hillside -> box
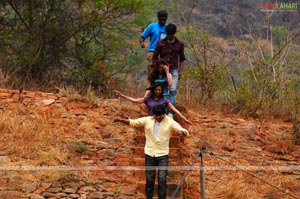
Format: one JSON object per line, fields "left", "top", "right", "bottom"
{"left": 0, "top": 88, "right": 299, "bottom": 199}
{"left": 177, "top": 0, "right": 300, "bottom": 39}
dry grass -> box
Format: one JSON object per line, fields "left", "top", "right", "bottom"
{"left": 0, "top": 88, "right": 299, "bottom": 198}
{"left": 0, "top": 111, "right": 68, "bottom": 164}
{"left": 214, "top": 176, "right": 258, "bottom": 199}
{"left": 211, "top": 172, "right": 299, "bottom": 199}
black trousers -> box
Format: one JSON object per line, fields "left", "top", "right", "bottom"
{"left": 145, "top": 154, "right": 169, "bottom": 199}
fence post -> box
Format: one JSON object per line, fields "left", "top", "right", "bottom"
{"left": 200, "top": 151, "right": 206, "bottom": 199}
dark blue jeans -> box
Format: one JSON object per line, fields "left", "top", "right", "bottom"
{"left": 145, "top": 154, "right": 169, "bottom": 199}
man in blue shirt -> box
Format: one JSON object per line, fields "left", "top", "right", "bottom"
{"left": 139, "top": 10, "right": 168, "bottom": 85}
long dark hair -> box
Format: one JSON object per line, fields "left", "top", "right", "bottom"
{"left": 146, "top": 83, "right": 164, "bottom": 99}
{"left": 148, "top": 59, "right": 167, "bottom": 84}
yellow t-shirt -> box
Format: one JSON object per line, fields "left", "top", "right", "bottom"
{"left": 129, "top": 116, "right": 189, "bottom": 157}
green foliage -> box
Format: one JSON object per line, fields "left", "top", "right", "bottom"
{"left": 221, "top": 53, "right": 300, "bottom": 118}
{"left": 0, "top": 0, "right": 159, "bottom": 92}
{"left": 173, "top": 2, "right": 300, "bottom": 120}
{"left": 183, "top": 193, "right": 193, "bottom": 199}
{"left": 74, "top": 141, "right": 88, "bottom": 153}
{"left": 272, "top": 26, "right": 289, "bottom": 47}
{"left": 178, "top": 27, "right": 229, "bottom": 100}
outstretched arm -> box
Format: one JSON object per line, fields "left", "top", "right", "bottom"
{"left": 167, "top": 102, "right": 192, "bottom": 125}
{"left": 114, "top": 90, "right": 145, "bottom": 103}
{"left": 114, "top": 118, "right": 130, "bottom": 125}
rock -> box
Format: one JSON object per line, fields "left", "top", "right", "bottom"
{"left": 70, "top": 109, "right": 88, "bottom": 116}
{"left": 95, "top": 184, "right": 105, "bottom": 192}
{"left": 98, "top": 118, "right": 109, "bottom": 127}
{"left": 0, "top": 156, "right": 10, "bottom": 164}
{"left": 63, "top": 187, "right": 77, "bottom": 194}
{"left": 0, "top": 190, "right": 21, "bottom": 198}
{"left": 100, "top": 131, "right": 111, "bottom": 139}
{"left": 0, "top": 151, "right": 11, "bottom": 156}
{"left": 281, "top": 170, "right": 293, "bottom": 175}
{"left": 235, "top": 122, "right": 257, "bottom": 130}
{"left": 78, "top": 186, "right": 96, "bottom": 193}
{"left": 80, "top": 160, "right": 94, "bottom": 166}
{"left": 21, "top": 182, "right": 37, "bottom": 192}
{"left": 222, "top": 143, "right": 234, "bottom": 152}
{"left": 107, "top": 149, "right": 117, "bottom": 157}
{"left": 30, "top": 194, "right": 45, "bottom": 199}
{"left": 55, "top": 192, "right": 68, "bottom": 197}
{"left": 69, "top": 193, "right": 80, "bottom": 198}
{"left": 62, "top": 182, "right": 81, "bottom": 189}
{"left": 46, "top": 187, "right": 62, "bottom": 193}
{"left": 78, "top": 122, "right": 100, "bottom": 134}
{"left": 79, "top": 193, "right": 87, "bottom": 199}
{"left": 240, "top": 145, "right": 263, "bottom": 152}
{"left": 117, "top": 195, "right": 135, "bottom": 199}
{"left": 41, "top": 192, "right": 56, "bottom": 197}
{"left": 119, "top": 186, "right": 135, "bottom": 195}
{"left": 105, "top": 138, "right": 122, "bottom": 146}
{"left": 0, "top": 92, "right": 13, "bottom": 98}
{"left": 95, "top": 141, "right": 111, "bottom": 149}
{"left": 103, "top": 192, "right": 114, "bottom": 196}
{"left": 97, "top": 158, "right": 114, "bottom": 166}
{"left": 266, "top": 147, "right": 285, "bottom": 155}
{"left": 266, "top": 194, "right": 279, "bottom": 199}
{"left": 40, "top": 183, "right": 52, "bottom": 189}
{"left": 117, "top": 148, "right": 133, "bottom": 155}
{"left": 88, "top": 192, "right": 104, "bottom": 199}
{"left": 276, "top": 156, "right": 294, "bottom": 161}
{"left": 42, "top": 99, "right": 55, "bottom": 105}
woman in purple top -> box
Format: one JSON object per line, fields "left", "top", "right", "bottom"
{"left": 114, "top": 84, "right": 192, "bottom": 125}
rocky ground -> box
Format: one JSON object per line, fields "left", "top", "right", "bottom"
{"left": 0, "top": 88, "right": 299, "bottom": 199}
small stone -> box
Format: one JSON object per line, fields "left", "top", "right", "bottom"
{"left": 21, "top": 182, "right": 37, "bottom": 192}
{"left": 88, "top": 192, "right": 104, "bottom": 199}
{"left": 103, "top": 192, "right": 114, "bottom": 196}
{"left": 30, "top": 194, "right": 45, "bottom": 199}
{"left": 78, "top": 186, "right": 96, "bottom": 193}
{"left": 42, "top": 99, "right": 55, "bottom": 105}
{"left": 101, "top": 131, "right": 111, "bottom": 139}
{"left": 55, "top": 192, "right": 67, "bottom": 197}
{"left": 69, "top": 193, "right": 80, "bottom": 198}
{"left": 47, "top": 187, "right": 62, "bottom": 193}
{"left": 0, "top": 151, "right": 11, "bottom": 156}
{"left": 63, "top": 188, "right": 77, "bottom": 194}
{"left": 0, "top": 156, "right": 10, "bottom": 163}
{"left": 95, "top": 184, "right": 105, "bottom": 192}
{"left": 40, "top": 183, "right": 52, "bottom": 189}
{"left": 42, "top": 192, "right": 55, "bottom": 197}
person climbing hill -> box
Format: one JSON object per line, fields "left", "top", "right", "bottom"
{"left": 114, "top": 83, "right": 192, "bottom": 125}
{"left": 139, "top": 10, "right": 168, "bottom": 86}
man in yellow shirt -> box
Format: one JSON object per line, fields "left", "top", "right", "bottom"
{"left": 114, "top": 104, "right": 189, "bottom": 199}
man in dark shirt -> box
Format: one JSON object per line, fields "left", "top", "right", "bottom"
{"left": 152, "top": 23, "right": 186, "bottom": 109}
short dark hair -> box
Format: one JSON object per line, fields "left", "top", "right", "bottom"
{"left": 157, "top": 10, "right": 168, "bottom": 19}
{"left": 153, "top": 104, "right": 166, "bottom": 115}
{"left": 166, "top": 23, "right": 177, "bottom": 35}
